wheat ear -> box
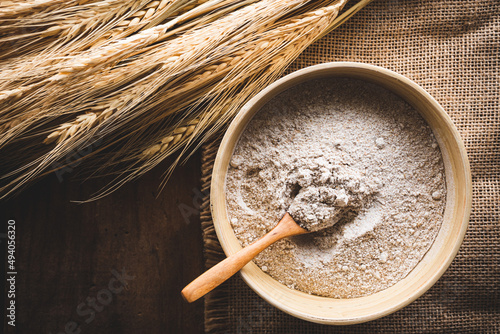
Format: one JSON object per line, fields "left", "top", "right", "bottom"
{"left": 137, "top": 0, "right": 354, "bottom": 162}
{"left": 0, "top": 0, "right": 95, "bottom": 20}
{"left": 0, "top": 0, "right": 242, "bottom": 138}
{"left": 0, "top": 0, "right": 254, "bottom": 106}
{"left": 0, "top": 0, "right": 128, "bottom": 57}
{"left": 0, "top": 0, "right": 308, "bottom": 183}
{"left": 48, "top": 0, "right": 241, "bottom": 82}
{"left": 0, "top": 0, "right": 373, "bottom": 200}
{"left": 92, "top": 0, "right": 211, "bottom": 47}
{"left": 0, "top": 0, "right": 204, "bottom": 87}
{"left": 40, "top": 0, "right": 310, "bottom": 145}
{"left": 91, "top": 0, "right": 352, "bottom": 197}
{"left": 142, "top": 119, "right": 199, "bottom": 157}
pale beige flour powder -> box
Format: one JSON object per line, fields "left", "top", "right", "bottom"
{"left": 225, "top": 78, "right": 446, "bottom": 298}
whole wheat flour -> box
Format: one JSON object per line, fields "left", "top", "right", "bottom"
{"left": 225, "top": 77, "right": 446, "bottom": 298}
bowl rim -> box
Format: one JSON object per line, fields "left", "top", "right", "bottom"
{"left": 210, "top": 62, "right": 472, "bottom": 324}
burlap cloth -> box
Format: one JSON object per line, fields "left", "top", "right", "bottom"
{"left": 200, "top": 1, "right": 500, "bottom": 332}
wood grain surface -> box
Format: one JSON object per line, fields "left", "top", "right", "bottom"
{"left": 1, "top": 153, "right": 204, "bottom": 334}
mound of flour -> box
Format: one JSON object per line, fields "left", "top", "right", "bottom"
{"left": 286, "top": 159, "right": 378, "bottom": 232}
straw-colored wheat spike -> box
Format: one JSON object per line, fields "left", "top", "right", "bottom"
{"left": 47, "top": 0, "right": 235, "bottom": 82}
{"left": 0, "top": 0, "right": 373, "bottom": 200}
{"left": 137, "top": 0, "right": 349, "bottom": 163}
{"left": 43, "top": 113, "right": 100, "bottom": 145}
{"left": 0, "top": 0, "right": 252, "bottom": 103}
{"left": 92, "top": 0, "right": 210, "bottom": 47}
{"left": 0, "top": 1, "right": 196, "bottom": 96}
{"left": 43, "top": 43, "right": 254, "bottom": 146}
{"left": 0, "top": 0, "right": 127, "bottom": 56}
{"left": 0, "top": 0, "right": 94, "bottom": 20}
{"left": 142, "top": 119, "right": 199, "bottom": 157}
{"left": 0, "top": 0, "right": 259, "bottom": 113}
{"left": 42, "top": 0, "right": 341, "bottom": 147}
{"left": 103, "top": 0, "right": 349, "bottom": 184}
{"left": 89, "top": 0, "right": 176, "bottom": 47}
{"left": 41, "top": 89, "right": 129, "bottom": 145}
{"left": 5, "top": 0, "right": 341, "bottom": 135}
{"left": 0, "top": 0, "right": 203, "bottom": 86}
{"left": 0, "top": 119, "right": 21, "bottom": 134}
{"left": 41, "top": 51, "right": 233, "bottom": 145}
{"left": 0, "top": 2, "right": 131, "bottom": 86}
{"left": 40, "top": 0, "right": 310, "bottom": 145}
{"left": 0, "top": 0, "right": 168, "bottom": 67}
{"left": 115, "top": 0, "right": 173, "bottom": 27}
{"left": 0, "top": 84, "right": 40, "bottom": 104}
{"left": 0, "top": 0, "right": 216, "bottom": 124}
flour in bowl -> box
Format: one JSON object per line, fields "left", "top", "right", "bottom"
{"left": 286, "top": 158, "right": 377, "bottom": 232}
{"left": 225, "top": 77, "right": 446, "bottom": 298}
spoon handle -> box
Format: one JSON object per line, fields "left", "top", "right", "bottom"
{"left": 181, "top": 213, "right": 306, "bottom": 303}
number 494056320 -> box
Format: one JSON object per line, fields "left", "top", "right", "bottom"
{"left": 7, "top": 220, "right": 16, "bottom": 271}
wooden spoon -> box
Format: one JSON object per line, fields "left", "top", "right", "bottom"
{"left": 181, "top": 212, "right": 307, "bottom": 303}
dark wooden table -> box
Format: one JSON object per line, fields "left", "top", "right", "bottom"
{"left": 1, "top": 153, "right": 205, "bottom": 333}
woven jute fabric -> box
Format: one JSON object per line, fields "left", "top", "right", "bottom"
{"left": 201, "top": 0, "right": 500, "bottom": 332}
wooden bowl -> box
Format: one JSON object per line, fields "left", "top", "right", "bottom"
{"left": 210, "top": 62, "right": 471, "bottom": 324}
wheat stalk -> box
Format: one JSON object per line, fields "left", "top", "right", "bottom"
{"left": 0, "top": 0, "right": 163, "bottom": 82}
{"left": 47, "top": 0, "right": 238, "bottom": 82}
{"left": 142, "top": 118, "right": 199, "bottom": 157}
{"left": 80, "top": 0, "right": 352, "bottom": 199}
{"left": 49, "top": 0, "right": 345, "bottom": 153}
{"left": 0, "top": 0, "right": 256, "bottom": 111}
{"left": 0, "top": 0, "right": 373, "bottom": 200}
{"left": 0, "top": 0, "right": 127, "bottom": 57}
{"left": 0, "top": 0, "right": 213, "bottom": 90}
{"left": 0, "top": 0, "right": 260, "bottom": 146}
{"left": 0, "top": 0, "right": 96, "bottom": 20}
{"left": 92, "top": 0, "right": 212, "bottom": 47}
{"left": 0, "top": 0, "right": 312, "bottom": 194}
{"left": 38, "top": 0, "right": 309, "bottom": 144}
